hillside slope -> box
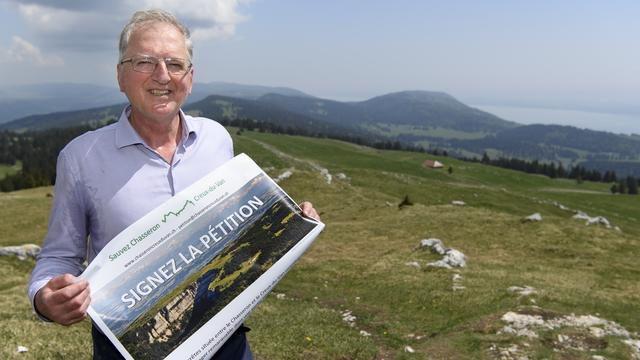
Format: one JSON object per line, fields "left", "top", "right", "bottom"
{"left": 4, "top": 87, "right": 636, "bottom": 177}
{"left": 357, "top": 91, "right": 518, "bottom": 132}
{"left": 0, "top": 104, "right": 124, "bottom": 132}
{"left": 184, "top": 94, "right": 367, "bottom": 139}
{"left": 258, "top": 90, "right": 518, "bottom": 133}
{"left": 1, "top": 131, "right": 638, "bottom": 359}
{"left": 0, "top": 82, "right": 312, "bottom": 123}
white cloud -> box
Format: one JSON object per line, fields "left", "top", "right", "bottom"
{"left": 0, "top": 0, "right": 251, "bottom": 84}
{"left": 9, "top": 0, "right": 252, "bottom": 52}
{"left": 141, "top": 0, "right": 252, "bottom": 40}
{"left": 18, "top": 4, "right": 74, "bottom": 32}
{"left": 0, "top": 36, "right": 63, "bottom": 66}
{"left": 14, "top": 3, "right": 126, "bottom": 51}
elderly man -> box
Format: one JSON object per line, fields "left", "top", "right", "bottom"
{"left": 28, "top": 9, "right": 318, "bottom": 360}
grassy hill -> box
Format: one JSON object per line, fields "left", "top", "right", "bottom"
{"left": 4, "top": 89, "right": 638, "bottom": 177}
{"left": 184, "top": 95, "right": 368, "bottom": 140}
{"left": 257, "top": 91, "right": 517, "bottom": 135}
{"left": 0, "top": 130, "right": 638, "bottom": 359}
{"left": 0, "top": 162, "right": 20, "bottom": 180}
{"left": 0, "top": 104, "right": 124, "bottom": 132}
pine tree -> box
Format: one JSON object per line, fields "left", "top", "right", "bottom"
{"left": 618, "top": 180, "right": 627, "bottom": 194}
{"left": 557, "top": 162, "right": 566, "bottom": 178}
{"left": 627, "top": 176, "right": 638, "bottom": 195}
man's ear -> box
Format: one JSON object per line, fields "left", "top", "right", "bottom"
{"left": 116, "top": 65, "right": 125, "bottom": 92}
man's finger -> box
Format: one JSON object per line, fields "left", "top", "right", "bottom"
{"left": 61, "top": 286, "right": 91, "bottom": 313}
{"left": 48, "top": 279, "right": 89, "bottom": 304}
{"left": 299, "top": 201, "right": 321, "bottom": 221}
{"left": 59, "top": 312, "right": 88, "bottom": 326}
{"left": 62, "top": 289, "right": 91, "bottom": 323}
{"left": 79, "top": 290, "right": 92, "bottom": 313}
{"left": 46, "top": 274, "right": 79, "bottom": 291}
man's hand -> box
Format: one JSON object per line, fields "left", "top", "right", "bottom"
{"left": 34, "top": 274, "right": 91, "bottom": 326}
{"left": 299, "top": 201, "right": 321, "bottom": 221}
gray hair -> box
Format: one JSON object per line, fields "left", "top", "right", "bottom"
{"left": 119, "top": 9, "right": 193, "bottom": 62}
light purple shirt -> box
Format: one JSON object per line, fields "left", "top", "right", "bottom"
{"left": 28, "top": 106, "right": 233, "bottom": 311}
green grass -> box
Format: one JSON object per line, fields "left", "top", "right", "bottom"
{"left": 0, "top": 187, "right": 92, "bottom": 359}
{"left": 1, "top": 131, "right": 638, "bottom": 359}
{"left": 362, "top": 123, "right": 489, "bottom": 140}
{"left": 0, "top": 161, "right": 21, "bottom": 180}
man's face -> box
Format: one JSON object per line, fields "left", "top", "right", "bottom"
{"left": 117, "top": 22, "right": 193, "bottom": 123}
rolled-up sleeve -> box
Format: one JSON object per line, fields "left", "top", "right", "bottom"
{"left": 27, "top": 149, "right": 88, "bottom": 315}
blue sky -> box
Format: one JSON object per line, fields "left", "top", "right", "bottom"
{"left": 0, "top": 1, "right": 639, "bottom": 119}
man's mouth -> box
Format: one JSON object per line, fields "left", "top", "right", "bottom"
{"left": 149, "top": 89, "right": 171, "bottom": 96}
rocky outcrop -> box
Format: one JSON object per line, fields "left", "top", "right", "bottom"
{"left": 320, "top": 168, "right": 332, "bottom": 184}
{"left": 148, "top": 283, "right": 197, "bottom": 344}
{"left": 508, "top": 286, "right": 538, "bottom": 297}
{"left": 0, "top": 244, "right": 41, "bottom": 260}
{"left": 273, "top": 168, "right": 294, "bottom": 183}
{"left": 420, "top": 238, "right": 447, "bottom": 255}
{"left": 523, "top": 213, "right": 542, "bottom": 222}
{"left": 573, "top": 211, "right": 613, "bottom": 228}
{"left": 420, "top": 238, "right": 466, "bottom": 268}
{"left": 497, "top": 306, "right": 640, "bottom": 359}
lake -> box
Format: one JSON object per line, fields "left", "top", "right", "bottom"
{"left": 473, "top": 105, "right": 638, "bottom": 135}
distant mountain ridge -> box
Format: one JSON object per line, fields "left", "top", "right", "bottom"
{"left": 0, "top": 82, "right": 313, "bottom": 123}
{"left": 191, "top": 82, "right": 313, "bottom": 101}
{"left": 0, "top": 104, "right": 125, "bottom": 131}
{"left": 1, "top": 83, "right": 638, "bottom": 176}
{"left": 1, "top": 88, "right": 513, "bottom": 138}
{"left": 448, "top": 124, "right": 640, "bottom": 162}
{"left": 183, "top": 95, "right": 366, "bottom": 140}
{"left": 0, "top": 83, "right": 126, "bottom": 123}
{"left": 358, "top": 91, "right": 518, "bottom": 132}
{"left": 257, "top": 90, "right": 518, "bottom": 133}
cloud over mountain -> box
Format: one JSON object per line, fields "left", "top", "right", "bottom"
{"left": 0, "top": 36, "right": 63, "bottom": 66}
{"left": 4, "top": 0, "right": 252, "bottom": 51}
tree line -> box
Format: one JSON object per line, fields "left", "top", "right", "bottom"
{"left": 476, "top": 152, "right": 638, "bottom": 195}
{"left": 0, "top": 125, "right": 105, "bottom": 192}
{"left": 227, "top": 118, "right": 638, "bottom": 195}
{"left": 0, "top": 117, "right": 637, "bottom": 195}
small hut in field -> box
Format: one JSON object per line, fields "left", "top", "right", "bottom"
{"left": 423, "top": 159, "right": 444, "bottom": 169}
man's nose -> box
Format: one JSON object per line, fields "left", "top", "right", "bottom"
{"left": 151, "top": 60, "right": 171, "bottom": 83}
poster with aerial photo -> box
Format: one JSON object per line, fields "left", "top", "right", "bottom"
{"left": 80, "top": 153, "right": 324, "bottom": 360}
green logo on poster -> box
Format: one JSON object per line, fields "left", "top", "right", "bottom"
{"left": 161, "top": 199, "right": 195, "bottom": 223}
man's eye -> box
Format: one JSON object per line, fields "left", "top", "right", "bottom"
{"left": 136, "top": 59, "right": 154, "bottom": 66}
{"left": 167, "top": 62, "right": 184, "bottom": 71}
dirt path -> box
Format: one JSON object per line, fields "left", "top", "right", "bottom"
{"left": 248, "top": 139, "right": 333, "bottom": 184}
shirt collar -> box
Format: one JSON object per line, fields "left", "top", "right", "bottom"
{"left": 115, "top": 106, "right": 197, "bottom": 149}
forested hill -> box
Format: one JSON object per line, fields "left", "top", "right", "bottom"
{"left": 258, "top": 90, "right": 518, "bottom": 133}
{"left": 448, "top": 124, "right": 640, "bottom": 160}
{"left": 1, "top": 89, "right": 638, "bottom": 176}
{"left": 0, "top": 104, "right": 124, "bottom": 132}
{"left": 356, "top": 91, "right": 518, "bottom": 132}
{"left": 0, "top": 81, "right": 312, "bottom": 123}
{"left": 183, "top": 95, "right": 367, "bottom": 140}
{"left": 0, "top": 95, "right": 368, "bottom": 140}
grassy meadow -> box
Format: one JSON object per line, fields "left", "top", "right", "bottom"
{"left": 0, "top": 162, "right": 21, "bottom": 180}
{"left": 0, "top": 130, "right": 638, "bottom": 359}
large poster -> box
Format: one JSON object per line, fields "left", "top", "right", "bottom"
{"left": 81, "top": 153, "right": 324, "bottom": 359}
